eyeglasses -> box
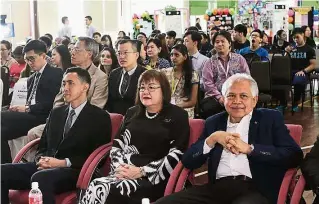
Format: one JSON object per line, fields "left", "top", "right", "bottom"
{"left": 139, "top": 85, "right": 161, "bottom": 92}
{"left": 116, "top": 51, "right": 136, "bottom": 57}
{"left": 72, "top": 47, "right": 87, "bottom": 53}
{"left": 24, "top": 54, "right": 42, "bottom": 63}
{"left": 251, "top": 34, "right": 260, "bottom": 38}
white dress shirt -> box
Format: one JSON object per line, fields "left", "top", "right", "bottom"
{"left": 191, "top": 51, "right": 208, "bottom": 89}
{"left": 30, "top": 63, "right": 46, "bottom": 105}
{"left": 203, "top": 111, "right": 253, "bottom": 179}
{"left": 65, "top": 100, "right": 87, "bottom": 167}
{"left": 118, "top": 66, "right": 137, "bottom": 95}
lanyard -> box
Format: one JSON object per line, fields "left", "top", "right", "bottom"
{"left": 217, "top": 53, "right": 231, "bottom": 78}
{"left": 171, "top": 68, "right": 181, "bottom": 95}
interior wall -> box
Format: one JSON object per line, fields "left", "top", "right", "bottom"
{"left": 1, "top": 0, "right": 31, "bottom": 46}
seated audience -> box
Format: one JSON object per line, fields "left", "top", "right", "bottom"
{"left": 39, "top": 36, "right": 53, "bottom": 63}
{"left": 271, "top": 30, "right": 289, "bottom": 54}
{"left": 239, "top": 29, "right": 269, "bottom": 61}
{"left": 117, "top": 30, "right": 126, "bottom": 40}
{"left": 1, "top": 40, "right": 18, "bottom": 70}
{"left": 301, "top": 136, "right": 319, "bottom": 204}
{"left": 174, "top": 38, "right": 184, "bottom": 45}
{"left": 10, "top": 45, "right": 26, "bottom": 88}
{"left": 165, "top": 30, "right": 176, "bottom": 52}
{"left": 106, "top": 39, "right": 146, "bottom": 115}
{"left": 199, "top": 32, "right": 213, "bottom": 57}
{"left": 68, "top": 42, "right": 75, "bottom": 53}
{"left": 1, "top": 40, "right": 63, "bottom": 164}
{"left": 155, "top": 33, "right": 171, "bottom": 62}
{"left": 301, "top": 25, "right": 316, "bottom": 49}
{"left": 276, "top": 28, "right": 316, "bottom": 112}
{"left": 183, "top": 31, "right": 208, "bottom": 91}
{"left": 98, "top": 47, "right": 119, "bottom": 76}
{"left": 136, "top": 40, "right": 147, "bottom": 67}
{"left": 155, "top": 73, "right": 303, "bottom": 204}
{"left": 27, "top": 37, "right": 108, "bottom": 146}
{"left": 101, "top": 34, "right": 114, "bottom": 48}
{"left": 186, "top": 26, "right": 199, "bottom": 32}
{"left": 261, "top": 32, "right": 271, "bottom": 52}
{"left": 51, "top": 44, "right": 73, "bottom": 72}
{"left": 93, "top": 32, "right": 102, "bottom": 44}
{"left": 209, "top": 26, "right": 220, "bottom": 43}
{"left": 1, "top": 68, "right": 111, "bottom": 204}
{"left": 80, "top": 70, "right": 189, "bottom": 204}
{"left": 137, "top": 32, "right": 147, "bottom": 48}
{"left": 61, "top": 37, "right": 71, "bottom": 47}
{"left": 161, "top": 44, "right": 199, "bottom": 118}
{"left": 202, "top": 31, "right": 250, "bottom": 119}
{"left": 233, "top": 24, "right": 250, "bottom": 53}
{"left": 144, "top": 38, "right": 170, "bottom": 70}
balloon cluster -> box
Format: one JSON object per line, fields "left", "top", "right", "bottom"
{"left": 238, "top": 0, "right": 264, "bottom": 15}
{"left": 132, "top": 11, "right": 153, "bottom": 29}
{"left": 204, "top": 8, "right": 235, "bottom": 21}
{"left": 288, "top": 9, "right": 294, "bottom": 31}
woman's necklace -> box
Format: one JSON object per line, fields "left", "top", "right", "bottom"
{"left": 145, "top": 110, "right": 159, "bottom": 119}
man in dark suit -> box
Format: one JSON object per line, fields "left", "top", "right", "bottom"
{"left": 1, "top": 40, "right": 63, "bottom": 163}
{"left": 301, "top": 137, "right": 319, "bottom": 203}
{"left": 106, "top": 39, "right": 146, "bottom": 115}
{"left": 155, "top": 73, "right": 303, "bottom": 204}
{"left": 1, "top": 67, "right": 112, "bottom": 204}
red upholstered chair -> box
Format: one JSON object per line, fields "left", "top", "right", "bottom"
{"left": 9, "top": 113, "right": 123, "bottom": 204}
{"left": 164, "top": 124, "right": 303, "bottom": 204}
{"left": 164, "top": 119, "right": 205, "bottom": 196}
{"left": 290, "top": 174, "right": 307, "bottom": 204}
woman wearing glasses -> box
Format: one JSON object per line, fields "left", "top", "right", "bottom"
{"left": 1, "top": 40, "right": 18, "bottom": 71}
{"left": 80, "top": 70, "right": 190, "bottom": 204}
{"left": 98, "top": 47, "right": 119, "bottom": 76}
{"left": 161, "top": 44, "right": 199, "bottom": 118}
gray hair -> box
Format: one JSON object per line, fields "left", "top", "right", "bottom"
{"left": 77, "top": 37, "right": 99, "bottom": 61}
{"left": 221, "top": 73, "right": 259, "bottom": 97}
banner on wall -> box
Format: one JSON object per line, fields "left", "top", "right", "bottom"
{"left": 165, "top": 11, "right": 182, "bottom": 38}
{"left": 0, "top": 23, "right": 15, "bottom": 38}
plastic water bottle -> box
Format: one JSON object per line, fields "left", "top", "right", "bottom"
{"left": 141, "top": 198, "right": 150, "bottom": 204}
{"left": 29, "top": 182, "right": 43, "bottom": 204}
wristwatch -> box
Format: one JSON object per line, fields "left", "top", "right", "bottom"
{"left": 139, "top": 166, "right": 146, "bottom": 177}
{"left": 25, "top": 105, "right": 30, "bottom": 113}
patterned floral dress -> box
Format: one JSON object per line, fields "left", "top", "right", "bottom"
{"left": 80, "top": 104, "right": 189, "bottom": 204}
{"left": 161, "top": 67, "right": 200, "bottom": 118}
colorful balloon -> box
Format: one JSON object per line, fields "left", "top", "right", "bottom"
{"left": 288, "top": 17, "right": 294, "bottom": 23}
{"left": 288, "top": 24, "right": 294, "bottom": 31}
{"left": 217, "top": 8, "right": 223, "bottom": 15}
{"left": 133, "top": 14, "right": 138, "bottom": 19}
{"left": 223, "top": 8, "right": 229, "bottom": 15}
{"left": 229, "top": 8, "right": 235, "bottom": 15}
{"left": 212, "top": 8, "right": 218, "bottom": 15}
{"left": 313, "top": 16, "right": 319, "bottom": 21}
{"left": 204, "top": 14, "right": 209, "bottom": 21}
{"left": 288, "top": 9, "right": 294, "bottom": 17}
{"left": 313, "top": 10, "right": 319, "bottom": 15}
{"left": 206, "top": 9, "right": 212, "bottom": 16}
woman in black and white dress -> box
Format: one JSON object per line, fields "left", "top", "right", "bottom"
{"left": 80, "top": 70, "right": 190, "bottom": 204}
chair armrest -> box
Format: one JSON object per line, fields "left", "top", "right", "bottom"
{"left": 277, "top": 168, "right": 298, "bottom": 204}
{"left": 76, "top": 142, "right": 112, "bottom": 187}
{"left": 290, "top": 175, "right": 306, "bottom": 204}
{"left": 12, "top": 138, "right": 40, "bottom": 163}
{"left": 174, "top": 167, "right": 192, "bottom": 193}
{"left": 78, "top": 143, "right": 113, "bottom": 189}
{"left": 164, "top": 161, "right": 184, "bottom": 196}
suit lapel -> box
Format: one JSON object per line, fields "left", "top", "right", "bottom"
{"left": 214, "top": 113, "right": 228, "bottom": 157}
{"left": 248, "top": 109, "right": 260, "bottom": 144}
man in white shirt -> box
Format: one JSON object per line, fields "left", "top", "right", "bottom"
{"left": 155, "top": 73, "right": 303, "bottom": 204}
{"left": 57, "top": 16, "right": 72, "bottom": 38}
{"left": 85, "top": 15, "right": 97, "bottom": 38}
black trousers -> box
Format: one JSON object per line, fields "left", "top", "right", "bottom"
{"left": 154, "top": 179, "right": 269, "bottom": 204}
{"left": 274, "top": 84, "right": 306, "bottom": 106}
{"left": 1, "top": 111, "right": 46, "bottom": 163}
{"left": 200, "top": 96, "right": 225, "bottom": 119}
{"left": 1, "top": 162, "right": 79, "bottom": 204}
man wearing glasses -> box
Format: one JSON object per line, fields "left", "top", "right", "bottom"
{"left": 1, "top": 40, "right": 63, "bottom": 164}
{"left": 239, "top": 29, "right": 269, "bottom": 61}
{"left": 106, "top": 39, "right": 146, "bottom": 115}
{"left": 26, "top": 37, "right": 108, "bottom": 154}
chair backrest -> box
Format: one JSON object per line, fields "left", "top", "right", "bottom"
{"left": 188, "top": 119, "right": 205, "bottom": 147}
{"left": 109, "top": 113, "right": 124, "bottom": 141}
{"left": 290, "top": 175, "right": 307, "bottom": 204}
{"left": 250, "top": 61, "right": 271, "bottom": 93}
{"left": 243, "top": 52, "right": 261, "bottom": 68}
{"left": 285, "top": 124, "right": 302, "bottom": 145}
{"left": 271, "top": 54, "right": 291, "bottom": 85}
